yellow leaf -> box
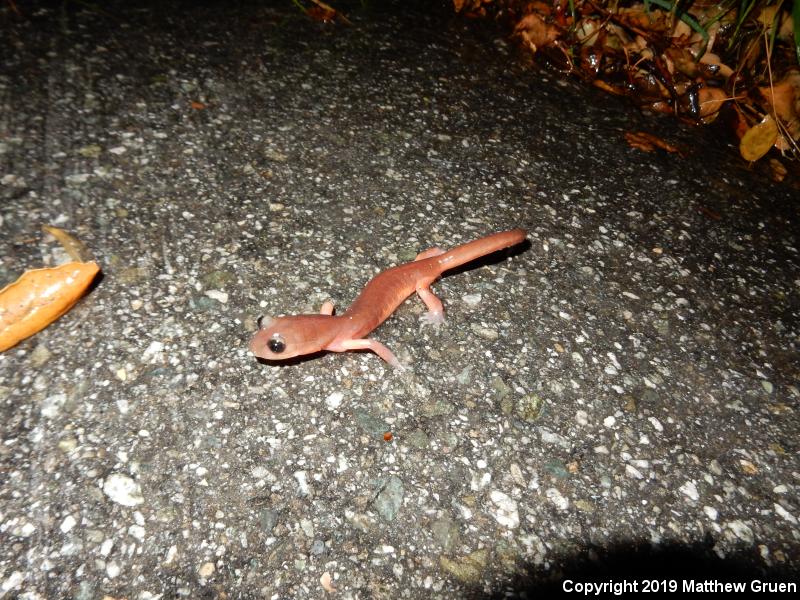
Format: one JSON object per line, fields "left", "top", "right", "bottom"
{"left": 739, "top": 115, "right": 778, "bottom": 162}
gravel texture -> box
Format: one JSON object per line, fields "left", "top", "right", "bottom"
{"left": 1, "top": 1, "right": 798, "bottom": 598}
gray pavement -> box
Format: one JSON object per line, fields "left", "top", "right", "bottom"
{"left": 1, "top": 1, "right": 798, "bottom": 598}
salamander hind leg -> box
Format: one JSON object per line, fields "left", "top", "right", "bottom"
{"left": 320, "top": 300, "right": 335, "bottom": 315}
{"left": 416, "top": 286, "right": 445, "bottom": 328}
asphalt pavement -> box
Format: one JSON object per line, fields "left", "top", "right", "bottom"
{"left": 1, "top": 1, "right": 798, "bottom": 598}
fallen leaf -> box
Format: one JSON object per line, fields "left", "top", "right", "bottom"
{"left": 758, "top": 70, "right": 800, "bottom": 142}
{"left": 0, "top": 261, "right": 100, "bottom": 352}
{"left": 698, "top": 52, "right": 733, "bottom": 79}
{"left": 514, "top": 12, "right": 560, "bottom": 51}
{"left": 41, "top": 225, "right": 92, "bottom": 262}
{"left": 624, "top": 131, "right": 682, "bottom": 154}
{"left": 592, "top": 79, "right": 627, "bottom": 96}
{"left": 697, "top": 85, "right": 728, "bottom": 121}
{"left": 739, "top": 114, "right": 779, "bottom": 161}
{"left": 768, "top": 158, "right": 788, "bottom": 182}
{"left": 305, "top": 0, "right": 350, "bottom": 24}
{"left": 307, "top": 6, "right": 336, "bottom": 22}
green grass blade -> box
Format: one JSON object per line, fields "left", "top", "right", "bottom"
{"left": 794, "top": 0, "right": 800, "bottom": 64}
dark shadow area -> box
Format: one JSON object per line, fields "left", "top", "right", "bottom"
{"left": 252, "top": 350, "right": 329, "bottom": 368}
{"left": 470, "top": 539, "right": 798, "bottom": 598}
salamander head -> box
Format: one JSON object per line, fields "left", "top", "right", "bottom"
{"left": 249, "top": 314, "right": 337, "bottom": 361}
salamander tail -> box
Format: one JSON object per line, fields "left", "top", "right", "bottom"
{"left": 437, "top": 228, "right": 527, "bottom": 272}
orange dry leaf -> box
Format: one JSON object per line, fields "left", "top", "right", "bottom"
{"left": 0, "top": 261, "right": 100, "bottom": 352}
{"left": 624, "top": 131, "right": 682, "bottom": 154}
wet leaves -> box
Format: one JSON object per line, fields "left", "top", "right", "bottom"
{"left": 454, "top": 1, "right": 800, "bottom": 164}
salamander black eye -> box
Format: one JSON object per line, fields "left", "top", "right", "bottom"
{"left": 268, "top": 334, "right": 286, "bottom": 354}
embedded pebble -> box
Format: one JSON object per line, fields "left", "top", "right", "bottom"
{"left": 1, "top": 571, "right": 23, "bottom": 593}
{"left": 106, "top": 561, "right": 121, "bottom": 578}
{"left": 198, "top": 562, "right": 215, "bottom": 578}
{"left": 294, "top": 471, "right": 310, "bottom": 496}
{"left": 374, "top": 476, "right": 404, "bottom": 521}
{"left": 439, "top": 549, "right": 488, "bottom": 584}
{"left": 538, "top": 428, "right": 569, "bottom": 448}
{"left": 774, "top": 504, "right": 797, "bottom": 524}
{"left": 679, "top": 481, "right": 699, "bottom": 501}
{"left": 325, "top": 391, "right": 344, "bottom": 410}
{"left": 469, "top": 324, "right": 499, "bottom": 340}
{"left": 431, "top": 518, "right": 460, "bottom": 552}
{"left": 65, "top": 173, "right": 90, "bottom": 184}
{"left": 625, "top": 465, "right": 644, "bottom": 479}
{"left": 489, "top": 490, "right": 519, "bottom": 528}
{"left": 462, "top": 293, "right": 482, "bottom": 307}
{"left": 60, "top": 515, "right": 77, "bottom": 533}
{"left": 204, "top": 289, "right": 228, "bottom": 304}
{"left": 102, "top": 474, "right": 144, "bottom": 506}
{"left": 30, "top": 344, "right": 52, "bottom": 367}
{"left": 516, "top": 394, "right": 545, "bottom": 422}
{"left": 40, "top": 393, "right": 66, "bottom": 418}
{"left": 545, "top": 488, "right": 569, "bottom": 510}
{"left": 726, "top": 520, "right": 754, "bottom": 543}
{"left": 143, "top": 341, "right": 164, "bottom": 356}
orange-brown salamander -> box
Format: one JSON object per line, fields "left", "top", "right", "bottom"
{"left": 249, "top": 228, "right": 527, "bottom": 369}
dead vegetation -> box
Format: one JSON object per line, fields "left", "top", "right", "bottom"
{"left": 452, "top": 1, "right": 799, "bottom": 175}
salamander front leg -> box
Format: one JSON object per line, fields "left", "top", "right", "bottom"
{"left": 320, "top": 300, "right": 335, "bottom": 315}
{"left": 416, "top": 286, "right": 445, "bottom": 327}
{"left": 339, "top": 338, "right": 406, "bottom": 371}
{"left": 414, "top": 247, "right": 447, "bottom": 327}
